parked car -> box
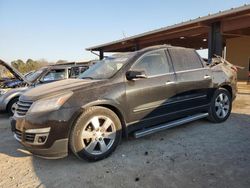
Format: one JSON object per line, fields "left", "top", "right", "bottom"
{"left": 0, "top": 60, "right": 91, "bottom": 115}
{"left": 11, "top": 45, "right": 237, "bottom": 161}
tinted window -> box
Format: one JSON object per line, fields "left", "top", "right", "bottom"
{"left": 168, "top": 48, "right": 203, "bottom": 72}
{"left": 70, "top": 66, "right": 89, "bottom": 78}
{"left": 132, "top": 50, "right": 170, "bottom": 77}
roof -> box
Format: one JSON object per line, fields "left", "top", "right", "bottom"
{"left": 86, "top": 4, "right": 250, "bottom": 52}
{"left": 134, "top": 44, "right": 188, "bottom": 52}
{"left": 49, "top": 61, "right": 93, "bottom": 68}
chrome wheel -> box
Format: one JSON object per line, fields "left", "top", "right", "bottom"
{"left": 215, "top": 93, "right": 230, "bottom": 119}
{"left": 11, "top": 102, "right": 18, "bottom": 114}
{"left": 81, "top": 116, "right": 116, "bottom": 155}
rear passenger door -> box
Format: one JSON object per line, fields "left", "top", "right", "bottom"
{"left": 167, "top": 48, "right": 212, "bottom": 112}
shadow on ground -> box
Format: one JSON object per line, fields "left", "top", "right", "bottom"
{"left": 0, "top": 112, "right": 250, "bottom": 188}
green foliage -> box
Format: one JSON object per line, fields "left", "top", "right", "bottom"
{"left": 11, "top": 59, "right": 49, "bottom": 73}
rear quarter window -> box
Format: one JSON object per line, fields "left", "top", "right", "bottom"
{"left": 168, "top": 48, "right": 203, "bottom": 72}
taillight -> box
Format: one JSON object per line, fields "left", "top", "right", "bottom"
{"left": 231, "top": 66, "right": 238, "bottom": 73}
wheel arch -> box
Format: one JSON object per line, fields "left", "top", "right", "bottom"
{"left": 77, "top": 100, "right": 128, "bottom": 138}
{"left": 219, "top": 84, "right": 233, "bottom": 97}
{"left": 96, "top": 104, "right": 128, "bottom": 138}
{"left": 6, "top": 95, "right": 20, "bottom": 111}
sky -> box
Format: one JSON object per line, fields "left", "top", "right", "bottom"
{"left": 0, "top": 0, "right": 249, "bottom": 63}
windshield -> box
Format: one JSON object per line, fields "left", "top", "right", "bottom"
{"left": 79, "top": 53, "right": 135, "bottom": 79}
{"left": 26, "top": 69, "right": 45, "bottom": 82}
{"left": 41, "top": 68, "right": 67, "bottom": 82}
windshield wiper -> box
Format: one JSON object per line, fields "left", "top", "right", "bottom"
{"left": 81, "top": 77, "right": 94, "bottom": 80}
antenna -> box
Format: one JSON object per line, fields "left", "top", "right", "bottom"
{"left": 122, "top": 31, "right": 127, "bottom": 39}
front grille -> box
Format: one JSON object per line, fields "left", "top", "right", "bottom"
{"left": 16, "top": 100, "right": 33, "bottom": 116}
{"left": 14, "top": 129, "right": 35, "bottom": 143}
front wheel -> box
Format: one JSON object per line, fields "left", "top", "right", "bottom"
{"left": 7, "top": 98, "right": 19, "bottom": 116}
{"left": 70, "top": 106, "right": 122, "bottom": 161}
{"left": 208, "top": 88, "right": 232, "bottom": 123}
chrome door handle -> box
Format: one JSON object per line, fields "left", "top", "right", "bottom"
{"left": 204, "top": 75, "right": 211, "bottom": 79}
{"left": 165, "top": 81, "right": 175, "bottom": 85}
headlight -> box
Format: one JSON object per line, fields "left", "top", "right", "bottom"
{"left": 28, "top": 92, "right": 73, "bottom": 114}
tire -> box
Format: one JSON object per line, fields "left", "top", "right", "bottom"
{"left": 70, "top": 106, "right": 122, "bottom": 161}
{"left": 208, "top": 88, "right": 232, "bottom": 123}
{"left": 7, "top": 98, "right": 19, "bottom": 116}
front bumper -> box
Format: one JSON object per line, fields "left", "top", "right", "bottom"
{"left": 0, "top": 96, "right": 7, "bottom": 111}
{"left": 10, "top": 107, "right": 79, "bottom": 159}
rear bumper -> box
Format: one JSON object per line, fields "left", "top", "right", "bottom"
{"left": 0, "top": 97, "right": 7, "bottom": 111}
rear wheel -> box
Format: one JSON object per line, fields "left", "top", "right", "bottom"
{"left": 208, "top": 88, "right": 232, "bottom": 123}
{"left": 7, "top": 98, "right": 19, "bottom": 116}
{"left": 70, "top": 106, "right": 122, "bottom": 161}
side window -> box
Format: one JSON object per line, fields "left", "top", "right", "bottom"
{"left": 168, "top": 48, "right": 203, "bottom": 72}
{"left": 41, "top": 69, "right": 67, "bottom": 81}
{"left": 132, "top": 50, "right": 171, "bottom": 77}
{"left": 80, "top": 67, "right": 88, "bottom": 73}
{"left": 70, "top": 67, "right": 80, "bottom": 78}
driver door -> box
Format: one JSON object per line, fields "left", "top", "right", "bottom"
{"left": 125, "top": 50, "right": 177, "bottom": 129}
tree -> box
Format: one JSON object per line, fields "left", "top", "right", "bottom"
{"left": 10, "top": 59, "right": 50, "bottom": 74}
{"left": 11, "top": 59, "right": 26, "bottom": 73}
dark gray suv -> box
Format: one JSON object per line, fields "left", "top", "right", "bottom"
{"left": 11, "top": 45, "right": 237, "bottom": 161}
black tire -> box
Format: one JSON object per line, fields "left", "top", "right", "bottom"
{"left": 208, "top": 88, "right": 232, "bottom": 123}
{"left": 70, "top": 106, "right": 122, "bottom": 161}
{"left": 7, "top": 98, "right": 19, "bottom": 116}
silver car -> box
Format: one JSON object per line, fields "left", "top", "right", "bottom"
{"left": 0, "top": 60, "right": 91, "bottom": 115}
{"left": 0, "top": 60, "right": 31, "bottom": 115}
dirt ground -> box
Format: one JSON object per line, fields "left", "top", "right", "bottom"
{"left": 0, "top": 82, "right": 250, "bottom": 188}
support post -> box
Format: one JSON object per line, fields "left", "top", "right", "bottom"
{"left": 135, "top": 43, "right": 140, "bottom": 51}
{"left": 99, "top": 50, "right": 104, "bottom": 60}
{"left": 208, "top": 22, "right": 223, "bottom": 63}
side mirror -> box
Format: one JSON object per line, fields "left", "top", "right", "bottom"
{"left": 126, "top": 70, "right": 147, "bottom": 80}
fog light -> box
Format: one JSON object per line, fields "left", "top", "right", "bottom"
{"left": 38, "top": 136, "right": 47, "bottom": 143}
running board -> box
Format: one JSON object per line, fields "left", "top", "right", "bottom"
{"left": 134, "top": 113, "right": 209, "bottom": 138}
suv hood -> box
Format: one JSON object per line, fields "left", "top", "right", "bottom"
{"left": 21, "top": 78, "right": 103, "bottom": 101}
{"left": 0, "top": 60, "right": 30, "bottom": 86}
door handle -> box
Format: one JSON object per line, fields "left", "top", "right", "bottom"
{"left": 165, "top": 81, "right": 175, "bottom": 85}
{"left": 204, "top": 75, "right": 211, "bottom": 80}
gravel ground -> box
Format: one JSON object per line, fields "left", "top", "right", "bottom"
{"left": 0, "top": 82, "right": 249, "bottom": 188}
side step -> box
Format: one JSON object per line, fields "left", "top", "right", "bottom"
{"left": 134, "top": 113, "right": 209, "bottom": 138}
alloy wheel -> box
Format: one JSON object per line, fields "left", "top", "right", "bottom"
{"left": 81, "top": 116, "right": 116, "bottom": 155}
{"left": 215, "top": 93, "right": 230, "bottom": 119}
{"left": 11, "top": 102, "right": 18, "bottom": 114}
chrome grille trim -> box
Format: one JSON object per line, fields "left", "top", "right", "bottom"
{"left": 16, "top": 100, "right": 33, "bottom": 116}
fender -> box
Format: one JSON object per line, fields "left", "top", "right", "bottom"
{"left": 80, "top": 99, "right": 128, "bottom": 137}
{"left": 0, "top": 87, "right": 28, "bottom": 110}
